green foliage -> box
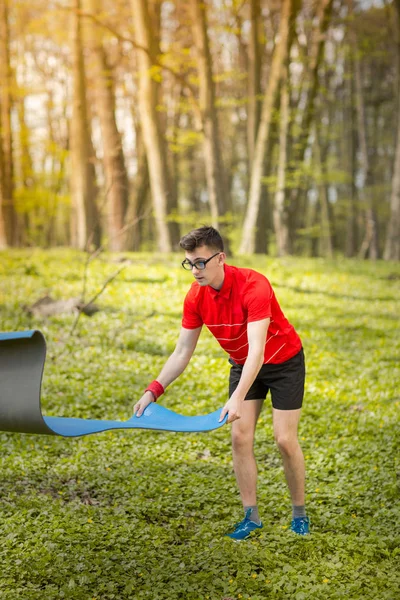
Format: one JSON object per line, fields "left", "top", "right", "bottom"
{"left": 167, "top": 129, "right": 203, "bottom": 154}
{"left": 0, "top": 251, "right": 399, "bottom": 599}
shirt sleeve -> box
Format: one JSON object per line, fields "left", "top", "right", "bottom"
{"left": 244, "top": 276, "right": 273, "bottom": 323}
{"left": 182, "top": 288, "right": 203, "bottom": 329}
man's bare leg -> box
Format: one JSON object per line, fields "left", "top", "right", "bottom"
{"left": 272, "top": 408, "right": 305, "bottom": 506}
{"left": 231, "top": 399, "right": 264, "bottom": 508}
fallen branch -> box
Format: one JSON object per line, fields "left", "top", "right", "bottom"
{"left": 25, "top": 296, "right": 99, "bottom": 319}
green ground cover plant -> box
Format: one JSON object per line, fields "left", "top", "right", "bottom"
{"left": 0, "top": 250, "right": 399, "bottom": 599}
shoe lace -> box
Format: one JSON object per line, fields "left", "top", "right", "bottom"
{"left": 292, "top": 517, "right": 309, "bottom": 533}
{"left": 233, "top": 509, "right": 253, "bottom": 530}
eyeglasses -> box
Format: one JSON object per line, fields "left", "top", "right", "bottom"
{"left": 181, "top": 252, "right": 221, "bottom": 271}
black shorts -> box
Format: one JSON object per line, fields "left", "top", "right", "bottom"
{"left": 228, "top": 348, "right": 305, "bottom": 410}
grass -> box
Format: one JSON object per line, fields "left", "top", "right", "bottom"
{"left": 0, "top": 249, "right": 399, "bottom": 599}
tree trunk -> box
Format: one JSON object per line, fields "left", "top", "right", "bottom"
{"left": 186, "top": 143, "right": 202, "bottom": 214}
{"left": 70, "top": 0, "right": 100, "bottom": 250}
{"left": 0, "top": 124, "right": 7, "bottom": 249}
{"left": 247, "top": 0, "right": 263, "bottom": 168}
{"left": 0, "top": 0, "right": 17, "bottom": 247}
{"left": 384, "top": 0, "right": 400, "bottom": 260}
{"left": 347, "top": 0, "right": 378, "bottom": 259}
{"left": 46, "top": 90, "right": 68, "bottom": 247}
{"left": 345, "top": 55, "right": 359, "bottom": 257}
{"left": 0, "top": 100, "right": 8, "bottom": 249}
{"left": 188, "top": 0, "right": 228, "bottom": 227}
{"left": 273, "top": 64, "right": 290, "bottom": 256}
{"left": 285, "top": 0, "right": 334, "bottom": 251}
{"left": 255, "top": 117, "right": 282, "bottom": 255}
{"left": 125, "top": 124, "right": 150, "bottom": 251}
{"left": 353, "top": 62, "right": 378, "bottom": 260}
{"left": 249, "top": 0, "right": 272, "bottom": 255}
{"left": 314, "top": 128, "right": 333, "bottom": 258}
{"left": 85, "top": 0, "right": 129, "bottom": 252}
{"left": 16, "top": 81, "right": 34, "bottom": 247}
{"left": 239, "top": 0, "right": 292, "bottom": 255}
{"left": 384, "top": 148, "right": 400, "bottom": 260}
{"left": 165, "top": 79, "right": 182, "bottom": 248}
{"left": 294, "top": 0, "right": 334, "bottom": 163}
{"left": 131, "top": 0, "right": 172, "bottom": 253}
{"left": 304, "top": 194, "right": 319, "bottom": 258}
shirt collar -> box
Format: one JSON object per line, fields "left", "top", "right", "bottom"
{"left": 208, "top": 264, "right": 233, "bottom": 300}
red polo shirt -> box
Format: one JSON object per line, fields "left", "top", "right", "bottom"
{"left": 182, "top": 264, "right": 302, "bottom": 365}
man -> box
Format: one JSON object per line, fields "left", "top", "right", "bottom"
{"left": 134, "top": 226, "right": 309, "bottom": 540}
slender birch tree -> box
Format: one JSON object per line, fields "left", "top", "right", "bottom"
{"left": 70, "top": 0, "right": 100, "bottom": 250}
{"left": 350, "top": 1, "right": 379, "bottom": 260}
{"left": 384, "top": 0, "right": 400, "bottom": 260}
{"left": 286, "top": 0, "right": 333, "bottom": 249}
{"left": 273, "top": 64, "right": 290, "bottom": 256}
{"left": 85, "top": 0, "right": 129, "bottom": 251}
{"left": 131, "top": 0, "right": 172, "bottom": 252}
{"left": 125, "top": 123, "right": 149, "bottom": 251}
{"left": 188, "top": 0, "right": 228, "bottom": 228}
{"left": 239, "top": 0, "right": 292, "bottom": 255}
{"left": 344, "top": 52, "right": 359, "bottom": 257}
{"left": 271, "top": 0, "right": 302, "bottom": 256}
{"left": 314, "top": 125, "right": 333, "bottom": 258}
{"left": 0, "top": 129, "right": 7, "bottom": 248}
{"left": 247, "top": 0, "right": 263, "bottom": 168}
{"left": 0, "top": 0, "right": 17, "bottom": 247}
{"left": 248, "top": 0, "right": 272, "bottom": 254}
{"left": 293, "top": 0, "right": 334, "bottom": 164}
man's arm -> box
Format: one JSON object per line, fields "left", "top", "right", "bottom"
{"left": 134, "top": 326, "right": 202, "bottom": 416}
{"left": 220, "top": 318, "right": 270, "bottom": 423}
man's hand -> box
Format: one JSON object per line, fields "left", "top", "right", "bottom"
{"left": 219, "top": 395, "right": 242, "bottom": 423}
{"left": 133, "top": 391, "right": 154, "bottom": 417}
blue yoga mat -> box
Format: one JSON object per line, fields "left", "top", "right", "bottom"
{"left": 44, "top": 404, "right": 227, "bottom": 437}
{"left": 0, "top": 330, "right": 227, "bottom": 437}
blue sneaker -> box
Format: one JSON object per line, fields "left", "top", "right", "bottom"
{"left": 290, "top": 516, "right": 310, "bottom": 536}
{"left": 226, "top": 509, "right": 263, "bottom": 541}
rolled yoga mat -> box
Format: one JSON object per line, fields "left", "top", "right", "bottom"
{"left": 0, "top": 330, "right": 227, "bottom": 438}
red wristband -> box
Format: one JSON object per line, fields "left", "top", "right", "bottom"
{"left": 145, "top": 380, "right": 164, "bottom": 401}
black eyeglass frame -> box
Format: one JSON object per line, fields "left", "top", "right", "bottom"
{"left": 181, "top": 251, "right": 221, "bottom": 271}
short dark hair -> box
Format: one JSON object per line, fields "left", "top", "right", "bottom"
{"left": 179, "top": 226, "right": 224, "bottom": 252}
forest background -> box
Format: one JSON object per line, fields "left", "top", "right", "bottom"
{"left": 1, "top": 0, "right": 400, "bottom": 260}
